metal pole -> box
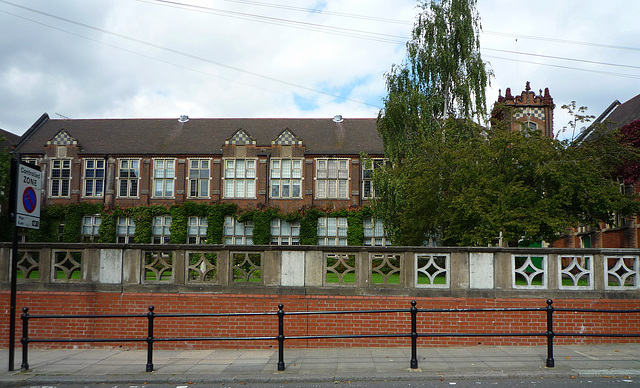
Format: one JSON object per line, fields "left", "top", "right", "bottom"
{"left": 277, "top": 304, "right": 285, "bottom": 371}
{"left": 9, "top": 156, "right": 19, "bottom": 371}
{"left": 545, "top": 299, "right": 555, "bottom": 368}
{"left": 410, "top": 300, "right": 418, "bottom": 369}
{"left": 20, "top": 308, "right": 29, "bottom": 371}
{"left": 146, "top": 306, "right": 155, "bottom": 372}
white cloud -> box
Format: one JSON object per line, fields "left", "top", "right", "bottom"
{"left": 0, "top": 0, "right": 638, "bottom": 141}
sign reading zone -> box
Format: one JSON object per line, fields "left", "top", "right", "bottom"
{"left": 16, "top": 163, "right": 42, "bottom": 229}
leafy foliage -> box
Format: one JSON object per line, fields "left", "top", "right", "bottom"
{"left": 377, "top": 0, "right": 490, "bottom": 163}
{"left": 619, "top": 120, "right": 640, "bottom": 182}
{"left": 0, "top": 140, "right": 11, "bottom": 241}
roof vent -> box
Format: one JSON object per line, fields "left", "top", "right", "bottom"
{"left": 333, "top": 115, "right": 344, "bottom": 123}
{"left": 178, "top": 115, "right": 189, "bottom": 123}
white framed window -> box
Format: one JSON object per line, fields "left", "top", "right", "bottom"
{"left": 117, "top": 216, "right": 136, "bottom": 243}
{"left": 82, "top": 215, "right": 101, "bottom": 242}
{"left": 188, "top": 159, "right": 210, "bottom": 198}
{"left": 364, "top": 218, "right": 391, "bottom": 246}
{"left": 152, "top": 215, "right": 172, "bottom": 244}
{"left": 317, "top": 217, "right": 348, "bottom": 246}
{"left": 362, "top": 159, "right": 386, "bottom": 199}
{"left": 153, "top": 159, "right": 175, "bottom": 198}
{"left": 316, "top": 159, "right": 349, "bottom": 199}
{"left": 83, "top": 159, "right": 105, "bottom": 198}
{"left": 50, "top": 159, "right": 71, "bottom": 197}
{"left": 270, "top": 219, "right": 300, "bottom": 245}
{"left": 224, "top": 159, "right": 256, "bottom": 198}
{"left": 21, "top": 157, "right": 38, "bottom": 167}
{"left": 270, "top": 159, "right": 302, "bottom": 198}
{"left": 117, "top": 159, "right": 140, "bottom": 198}
{"left": 223, "top": 216, "right": 254, "bottom": 245}
{"left": 188, "top": 216, "right": 208, "bottom": 244}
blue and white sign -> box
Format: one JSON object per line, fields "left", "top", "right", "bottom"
{"left": 16, "top": 163, "right": 42, "bottom": 229}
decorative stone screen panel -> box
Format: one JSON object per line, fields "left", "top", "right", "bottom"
{"left": 17, "top": 251, "right": 40, "bottom": 280}
{"left": 415, "top": 254, "right": 449, "bottom": 288}
{"left": 558, "top": 255, "right": 593, "bottom": 290}
{"left": 512, "top": 255, "right": 547, "bottom": 289}
{"left": 186, "top": 251, "right": 218, "bottom": 283}
{"left": 232, "top": 252, "right": 262, "bottom": 283}
{"left": 370, "top": 253, "right": 401, "bottom": 285}
{"left": 52, "top": 249, "right": 83, "bottom": 282}
{"left": 325, "top": 253, "right": 356, "bottom": 285}
{"left": 143, "top": 251, "right": 173, "bottom": 283}
{"left": 605, "top": 256, "right": 639, "bottom": 290}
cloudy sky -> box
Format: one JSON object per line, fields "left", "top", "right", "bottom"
{"left": 1, "top": 0, "right": 639, "bottom": 140}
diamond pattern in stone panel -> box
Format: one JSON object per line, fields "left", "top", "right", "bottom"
{"left": 47, "top": 130, "right": 78, "bottom": 145}
{"left": 226, "top": 130, "right": 255, "bottom": 145}
{"left": 273, "top": 129, "right": 302, "bottom": 145}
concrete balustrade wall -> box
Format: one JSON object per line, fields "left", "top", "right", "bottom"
{"left": 1, "top": 243, "right": 639, "bottom": 349}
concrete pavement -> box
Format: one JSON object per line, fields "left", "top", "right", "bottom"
{"left": 0, "top": 344, "right": 639, "bottom": 385}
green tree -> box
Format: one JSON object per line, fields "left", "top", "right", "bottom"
{"left": 374, "top": 0, "right": 491, "bottom": 245}
{"left": 0, "top": 136, "right": 12, "bottom": 241}
{"left": 374, "top": 0, "right": 640, "bottom": 246}
{"left": 559, "top": 101, "right": 595, "bottom": 141}
{"left": 377, "top": 0, "right": 490, "bottom": 163}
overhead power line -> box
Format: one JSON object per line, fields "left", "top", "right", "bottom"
{"left": 0, "top": 0, "right": 383, "bottom": 109}
{"left": 155, "top": 0, "right": 411, "bottom": 25}
{"left": 138, "top": 0, "right": 408, "bottom": 44}
{"left": 483, "top": 47, "right": 640, "bottom": 71}
{"left": 483, "top": 55, "right": 640, "bottom": 80}
{"left": 483, "top": 31, "right": 640, "bottom": 53}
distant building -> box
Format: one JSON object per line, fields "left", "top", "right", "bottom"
{"left": 554, "top": 93, "right": 640, "bottom": 248}
{"left": 13, "top": 113, "right": 388, "bottom": 246}
{"left": 494, "top": 81, "right": 555, "bottom": 138}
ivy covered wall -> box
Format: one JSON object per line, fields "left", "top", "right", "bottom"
{"left": 21, "top": 202, "right": 375, "bottom": 246}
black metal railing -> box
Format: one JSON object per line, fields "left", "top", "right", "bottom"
{"left": 19, "top": 299, "right": 640, "bottom": 372}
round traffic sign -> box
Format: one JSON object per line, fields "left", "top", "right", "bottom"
{"left": 23, "top": 187, "right": 37, "bottom": 214}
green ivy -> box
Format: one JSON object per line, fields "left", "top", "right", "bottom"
{"left": 132, "top": 205, "right": 170, "bottom": 244}
{"left": 299, "top": 208, "right": 322, "bottom": 245}
{"left": 22, "top": 203, "right": 372, "bottom": 246}
{"left": 239, "top": 208, "right": 278, "bottom": 245}
{"left": 206, "top": 203, "right": 237, "bottom": 244}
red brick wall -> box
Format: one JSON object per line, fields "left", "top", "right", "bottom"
{"left": 2, "top": 292, "right": 639, "bottom": 350}
{"left": 602, "top": 229, "right": 626, "bottom": 248}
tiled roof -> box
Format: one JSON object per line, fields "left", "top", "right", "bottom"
{"left": 577, "top": 93, "right": 640, "bottom": 142}
{"left": 16, "top": 116, "right": 383, "bottom": 156}
{"left": 0, "top": 128, "right": 20, "bottom": 153}
{"left": 604, "top": 93, "right": 640, "bottom": 130}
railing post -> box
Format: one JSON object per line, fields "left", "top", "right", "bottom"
{"left": 410, "top": 300, "right": 418, "bottom": 369}
{"left": 545, "top": 299, "right": 555, "bottom": 368}
{"left": 146, "top": 306, "right": 155, "bottom": 372}
{"left": 277, "top": 303, "right": 285, "bottom": 371}
{"left": 20, "top": 308, "right": 29, "bottom": 371}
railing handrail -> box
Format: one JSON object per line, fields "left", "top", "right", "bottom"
{"left": 18, "top": 300, "right": 640, "bottom": 373}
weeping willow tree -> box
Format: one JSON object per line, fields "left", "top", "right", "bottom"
{"left": 375, "top": 0, "right": 491, "bottom": 245}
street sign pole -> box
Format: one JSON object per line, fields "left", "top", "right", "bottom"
{"left": 8, "top": 156, "right": 19, "bottom": 371}
{"left": 8, "top": 154, "right": 41, "bottom": 371}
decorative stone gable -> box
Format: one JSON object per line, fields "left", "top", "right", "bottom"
{"left": 225, "top": 129, "right": 256, "bottom": 146}
{"left": 272, "top": 129, "right": 303, "bottom": 146}
{"left": 47, "top": 129, "right": 78, "bottom": 146}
